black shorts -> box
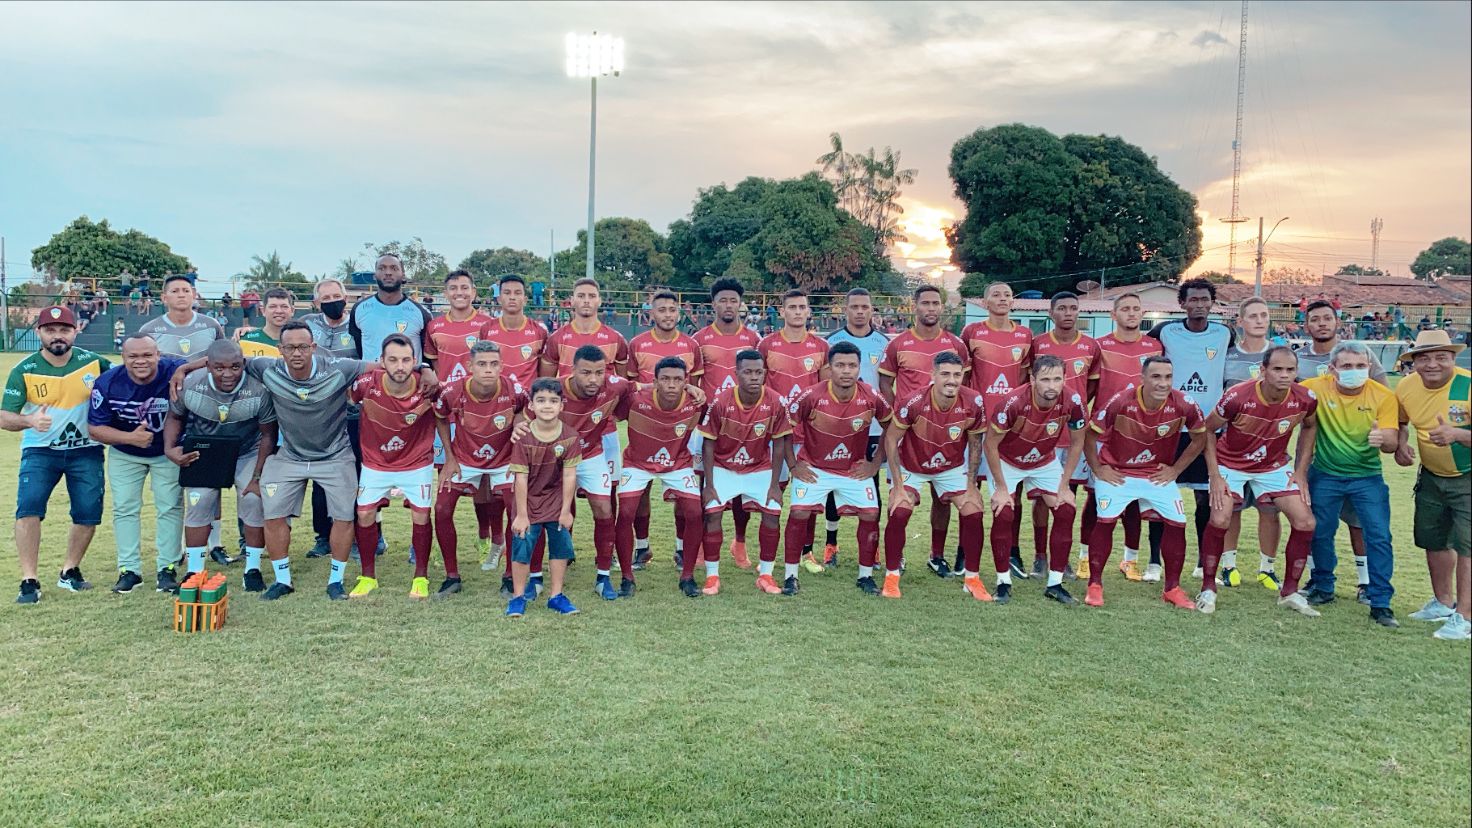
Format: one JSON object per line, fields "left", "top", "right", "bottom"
{"left": 1176, "top": 432, "right": 1209, "bottom": 488}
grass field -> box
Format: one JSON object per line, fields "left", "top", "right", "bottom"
{"left": 0, "top": 352, "right": 1467, "bottom": 827}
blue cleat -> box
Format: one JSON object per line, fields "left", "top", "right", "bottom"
{"left": 505, "top": 596, "right": 527, "bottom": 618}
{"left": 546, "top": 593, "right": 579, "bottom": 615}
{"left": 595, "top": 575, "right": 618, "bottom": 601}
{"left": 525, "top": 575, "right": 543, "bottom": 602}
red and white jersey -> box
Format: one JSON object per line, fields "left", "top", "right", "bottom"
{"left": 1214, "top": 380, "right": 1318, "bottom": 473}
{"left": 433, "top": 377, "right": 526, "bottom": 470}
{"left": 961, "top": 319, "right": 1033, "bottom": 413}
{"left": 480, "top": 315, "right": 548, "bottom": 389}
{"left": 350, "top": 368, "right": 438, "bottom": 472}
{"left": 1090, "top": 387, "right": 1204, "bottom": 477}
{"left": 1091, "top": 332, "right": 1164, "bottom": 409}
{"left": 879, "top": 328, "right": 969, "bottom": 403}
{"left": 693, "top": 323, "right": 762, "bottom": 399}
{"left": 622, "top": 387, "right": 706, "bottom": 473}
{"left": 991, "top": 384, "right": 1087, "bottom": 470}
{"left": 892, "top": 386, "right": 987, "bottom": 474}
{"left": 424, "top": 310, "right": 493, "bottom": 383}
{"left": 759, "top": 329, "right": 828, "bottom": 402}
{"left": 698, "top": 387, "right": 791, "bottom": 473}
{"left": 1032, "top": 330, "right": 1099, "bottom": 405}
{"left": 789, "top": 381, "right": 891, "bottom": 473}
{"left": 544, "top": 321, "right": 629, "bottom": 378}
{"left": 559, "top": 375, "right": 635, "bottom": 459}
{"left": 627, "top": 329, "right": 704, "bottom": 384}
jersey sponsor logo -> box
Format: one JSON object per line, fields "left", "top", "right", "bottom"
{"left": 1247, "top": 445, "right": 1267, "bottom": 462}
{"left": 446, "top": 363, "right": 467, "bottom": 382}
{"left": 948, "top": 425, "right": 962, "bottom": 441}
{"left": 473, "top": 443, "right": 496, "bottom": 461}
{"left": 986, "top": 375, "right": 1011, "bottom": 395}
{"left": 1156, "top": 423, "right": 1172, "bottom": 436}
{"left": 851, "top": 417, "right": 866, "bottom": 432}
{"left": 1277, "top": 419, "right": 1290, "bottom": 433}
{"left": 382, "top": 436, "right": 406, "bottom": 452}
{"left": 1127, "top": 449, "right": 1155, "bottom": 464}
{"left": 650, "top": 447, "right": 674, "bottom": 467}
{"left": 1045, "top": 421, "right": 1060, "bottom": 436}
{"left": 1181, "top": 372, "right": 1208, "bottom": 394}
{"left": 731, "top": 446, "right": 754, "bottom": 466}
{"left": 720, "top": 375, "right": 735, "bottom": 390}
{"left": 826, "top": 443, "right": 852, "bottom": 461}
{"left": 922, "top": 451, "right": 948, "bottom": 470}
{"left": 674, "top": 423, "right": 688, "bottom": 438}
{"left": 1021, "top": 447, "right": 1043, "bottom": 464}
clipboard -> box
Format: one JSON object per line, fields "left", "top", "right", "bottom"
{"left": 178, "top": 435, "right": 244, "bottom": 490}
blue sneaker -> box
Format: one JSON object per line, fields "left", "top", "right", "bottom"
{"left": 376, "top": 535, "right": 386, "bottom": 557}
{"left": 595, "top": 575, "right": 618, "bottom": 601}
{"left": 525, "top": 575, "right": 544, "bottom": 601}
{"left": 546, "top": 593, "right": 579, "bottom": 615}
{"left": 505, "top": 596, "right": 527, "bottom": 618}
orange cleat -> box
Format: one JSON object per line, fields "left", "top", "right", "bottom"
{"left": 822, "top": 543, "right": 839, "bottom": 567}
{"left": 1084, "top": 583, "right": 1104, "bottom": 607}
{"left": 755, "top": 573, "right": 782, "bottom": 594}
{"left": 702, "top": 575, "right": 721, "bottom": 596}
{"left": 1161, "top": 586, "right": 1195, "bottom": 609}
{"left": 961, "top": 576, "right": 993, "bottom": 602}
{"left": 730, "top": 541, "right": 752, "bottom": 570}
{"left": 881, "top": 573, "right": 902, "bottom": 599}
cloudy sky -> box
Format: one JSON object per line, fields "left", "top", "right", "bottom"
{"left": 2, "top": 0, "right": 1468, "bottom": 293}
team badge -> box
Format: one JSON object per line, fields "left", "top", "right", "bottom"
{"left": 494, "top": 414, "right": 508, "bottom": 429}
{"left": 1206, "top": 347, "right": 1218, "bottom": 360}
{"left": 264, "top": 484, "right": 277, "bottom": 497}
{"left": 1277, "top": 419, "right": 1290, "bottom": 433}
{"left": 620, "top": 473, "right": 632, "bottom": 487}
{"left": 1097, "top": 497, "right": 1110, "bottom": 510}
{"left": 520, "top": 344, "right": 532, "bottom": 358}
{"left": 49, "top": 307, "right": 61, "bottom": 319}
{"left": 591, "top": 410, "right": 603, "bottom": 424}
{"left": 83, "top": 372, "right": 96, "bottom": 387}
{"left": 405, "top": 413, "right": 417, "bottom": 425}
{"left": 947, "top": 425, "right": 962, "bottom": 441}
{"left": 1249, "top": 365, "right": 1261, "bottom": 379}
{"left": 218, "top": 404, "right": 230, "bottom": 422}
{"left": 341, "top": 334, "right": 352, "bottom": 346}
{"left": 296, "top": 387, "right": 310, "bottom": 401}
{"left": 180, "top": 340, "right": 191, "bottom": 354}
{"left": 1011, "top": 347, "right": 1023, "bottom": 360}
{"left": 1450, "top": 404, "right": 1469, "bottom": 425}
{"left": 1156, "top": 423, "right": 1171, "bottom": 437}
{"left": 188, "top": 491, "right": 201, "bottom": 506}
{"left": 1073, "top": 359, "right": 1085, "bottom": 374}
{"left": 396, "top": 321, "right": 407, "bottom": 333}
{"left": 1046, "top": 421, "right": 1060, "bottom": 436}
{"left": 753, "top": 422, "right": 767, "bottom": 437}
{"left": 803, "top": 357, "right": 815, "bottom": 371}
{"left": 674, "top": 423, "right": 688, "bottom": 438}
{"left": 1316, "top": 364, "right": 1329, "bottom": 376}
{"left": 553, "top": 444, "right": 565, "bottom": 457}
{"left": 795, "top": 486, "right": 808, "bottom": 499}
{"left": 851, "top": 417, "right": 866, "bottom": 432}
{"left": 869, "top": 354, "right": 879, "bottom": 365}
{"left": 465, "top": 335, "right": 478, "bottom": 348}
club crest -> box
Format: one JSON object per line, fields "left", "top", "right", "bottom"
{"left": 1046, "top": 421, "right": 1060, "bottom": 436}
{"left": 851, "top": 417, "right": 866, "bottom": 431}
{"left": 295, "top": 387, "right": 310, "bottom": 401}
{"left": 1206, "top": 347, "right": 1218, "bottom": 360}
{"left": 494, "top": 415, "right": 508, "bottom": 429}
{"left": 803, "top": 357, "right": 815, "bottom": 371}
{"left": 948, "top": 425, "right": 962, "bottom": 441}
{"left": 180, "top": 340, "right": 191, "bottom": 354}
{"left": 520, "top": 344, "right": 532, "bottom": 358}
{"left": 264, "top": 484, "right": 277, "bottom": 497}
{"left": 396, "top": 321, "right": 407, "bottom": 333}
{"left": 465, "top": 335, "right": 478, "bottom": 348}
{"left": 405, "top": 413, "right": 417, "bottom": 425}
{"left": 553, "top": 444, "right": 565, "bottom": 457}
{"left": 753, "top": 422, "right": 767, "bottom": 437}
{"left": 1156, "top": 423, "right": 1172, "bottom": 437}
{"left": 869, "top": 354, "right": 879, "bottom": 365}
{"left": 591, "top": 410, "right": 603, "bottom": 424}
{"left": 1011, "top": 347, "right": 1023, "bottom": 360}
{"left": 1073, "top": 359, "right": 1085, "bottom": 375}
{"left": 188, "top": 491, "right": 201, "bottom": 506}
{"left": 218, "top": 404, "right": 230, "bottom": 422}
{"left": 49, "top": 307, "right": 61, "bottom": 319}
{"left": 1277, "top": 419, "right": 1290, "bottom": 433}
{"left": 675, "top": 423, "right": 688, "bottom": 438}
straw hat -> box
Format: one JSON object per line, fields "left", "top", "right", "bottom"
{"left": 1404, "top": 328, "right": 1467, "bottom": 357}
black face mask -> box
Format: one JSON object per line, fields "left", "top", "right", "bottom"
{"left": 321, "top": 299, "right": 347, "bottom": 319}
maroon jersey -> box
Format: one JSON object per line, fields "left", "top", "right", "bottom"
{"left": 759, "top": 329, "right": 828, "bottom": 402}
{"left": 693, "top": 323, "right": 762, "bottom": 399}
{"left": 961, "top": 319, "right": 1033, "bottom": 411}
{"left": 481, "top": 315, "right": 548, "bottom": 390}
{"left": 350, "top": 368, "right": 438, "bottom": 472}
{"left": 627, "top": 329, "right": 704, "bottom": 384}
{"left": 507, "top": 424, "right": 582, "bottom": 523}
{"left": 991, "top": 384, "right": 1087, "bottom": 470}
{"left": 559, "top": 375, "right": 635, "bottom": 460}
{"left": 1032, "top": 330, "right": 1099, "bottom": 405}
{"left": 892, "top": 386, "right": 987, "bottom": 474}
{"left": 1214, "top": 380, "right": 1318, "bottom": 473}
{"left": 1090, "top": 387, "right": 1205, "bottom": 477}
{"left": 544, "top": 321, "right": 629, "bottom": 378}
{"left": 879, "top": 328, "right": 968, "bottom": 402}
{"left": 1091, "top": 332, "right": 1164, "bottom": 408}
{"left": 433, "top": 377, "right": 525, "bottom": 470}
{"left": 424, "top": 310, "right": 492, "bottom": 383}
{"left": 789, "top": 381, "right": 891, "bottom": 473}
{"left": 622, "top": 387, "right": 706, "bottom": 473}
{"left": 698, "top": 387, "right": 791, "bottom": 473}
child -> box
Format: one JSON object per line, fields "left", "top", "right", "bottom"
{"left": 506, "top": 378, "right": 582, "bottom": 618}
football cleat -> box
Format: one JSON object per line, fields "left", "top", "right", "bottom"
{"left": 408, "top": 577, "right": 430, "bottom": 600}
{"left": 1222, "top": 567, "right": 1242, "bottom": 588}
{"left": 325, "top": 582, "right": 347, "bottom": 601}
{"left": 242, "top": 569, "right": 266, "bottom": 592}
{"left": 594, "top": 575, "right": 618, "bottom": 601}
{"left": 856, "top": 576, "right": 879, "bottom": 596}
{"left": 927, "top": 557, "right": 953, "bottom": 579}
{"left": 962, "top": 576, "right": 993, "bottom": 602}
{"left": 1142, "top": 563, "right": 1162, "bottom": 583}
{"left": 1161, "top": 587, "right": 1195, "bottom": 609}
{"left": 1194, "top": 589, "right": 1217, "bottom": 614}
{"left": 1356, "top": 585, "right": 1370, "bottom": 606}
{"left": 1257, "top": 570, "right": 1281, "bottom": 591}
{"left": 1118, "top": 560, "right": 1143, "bottom": 582}
{"left": 994, "top": 582, "right": 1012, "bottom": 604}
{"left": 1008, "top": 556, "right": 1030, "bottom": 580}
{"left": 781, "top": 576, "right": 800, "bottom": 596}
{"left": 434, "top": 577, "right": 462, "bottom": 599}
{"left": 823, "top": 544, "right": 839, "bottom": 568}
{"left": 349, "top": 577, "right": 379, "bottom": 598}
{"left": 800, "top": 553, "right": 825, "bottom": 575}
{"left": 702, "top": 575, "right": 721, "bottom": 596}
{"left": 546, "top": 593, "right": 579, "bottom": 615}
{"left": 618, "top": 578, "right": 637, "bottom": 599}
{"left": 1043, "top": 584, "right": 1077, "bottom": 606}
{"left": 679, "top": 578, "right": 701, "bottom": 598}
{"left": 1277, "top": 593, "right": 1322, "bottom": 617}
{"left": 880, "top": 573, "right": 901, "bottom": 599}
{"left": 260, "top": 582, "right": 295, "bottom": 601}
{"left": 1084, "top": 583, "right": 1103, "bottom": 607}
{"left": 755, "top": 573, "right": 782, "bottom": 594}
{"left": 499, "top": 576, "right": 515, "bottom": 597}
{"left": 1074, "top": 556, "right": 1090, "bottom": 581}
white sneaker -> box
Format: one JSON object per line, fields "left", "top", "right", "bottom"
{"left": 1195, "top": 590, "right": 1217, "bottom": 614}
{"left": 1409, "top": 598, "right": 1456, "bottom": 622}
{"left": 1143, "top": 563, "right": 1162, "bottom": 583}
{"left": 481, "top": 543, "right": 504, "bottom": 572}
{"left": 1277, "top": 592, "right": 1321, "bottom": 617}
{"left": 1432, "top": 614, "right": 1471, "bottom": 641}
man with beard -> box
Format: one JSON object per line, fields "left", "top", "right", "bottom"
{"left": 350, "top": 253, "right": 432, "bottom": 362}
{"left": 1030, "top": 292, "right": 1099, "bottom": 581}
{"left": 541, "top": 278, "right": 629, "bottom": 379}
{"left": 3, "top": 306, "right": 110, "bottom": 604}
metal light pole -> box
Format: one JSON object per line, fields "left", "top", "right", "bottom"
{"left": 565, "top": 32, "right": 624, "bottom": 282}
{"left": 1253, "top": 216, "right": 1290, "bottom": 297}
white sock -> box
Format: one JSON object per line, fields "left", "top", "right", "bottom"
{"left": 826, "top": 519, "right": 840, "bottom": 533}
{"left": 207, "top": 520, "right": 222, "bottom": 549}
{"left": 530, "top": 570, "right": 543, "bottom": 580}
{"left": 1222, "top": 549, "right": 1237, "bottom": 569}
{"left": 1123, "top": 547, "right": 1138, "bottom": 563}
{"left": 784, "top": 563, "right": 798, "bottom": 580}
{"left": 1047, "top": 570, "right": 1064, "bottom": 587}
{"left": 858, "top": 565, "right": 873, "bottom": 579}
{"left": 886, "top": 568, "right": 901, "bottom": 577}
{"left": 1260, "top": 553, "right": 1275, "bottom": 573}
{"left": 186, "top": 546, "right": 206, "bottom": 573}
{"left": 634, "top": 538, "right": 649, "bottom": 552}
{"left": 675, "top": 538, "right": 684, "bottom": 554}
{"left": 705, "top": 561, "right": 719, "bottom": 578}
{"left": 272, "top": 558, "right": 292, "bottom": 586}
{"left": 1354, "top": 555, "right": 1369, "bottom": 585}
{"left": 758, "top": 560, "right": 774, "bottom": 576}
{"left": 962, "top": 569, "right": 975, "bottom": 579}
{"left": 597, "top": 569, "right": 611, "bottom": 578}
{"left": 329, "top": 559, "right": 346, "bottom": 585}
{"left": 997, "top": 570, "right": 1012, "bottom": 586}
{"left": 245, "top": 546, "right": 263, "bottom": 571}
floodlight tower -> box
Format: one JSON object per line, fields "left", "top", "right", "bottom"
{"left": 565, "top": 32, "right": 625, "bottom": 281}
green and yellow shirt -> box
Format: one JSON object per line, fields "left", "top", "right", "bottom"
{"left": 3, "top": 348, "right": 112, "bottom": 451}
{"left": 1396, "top": 367, "right": 1472, "bottom": 477}
{"left": 239, "top": 329, "right": 281, "bottom": 359}
{"left": 1301, "top": 375, "right": 1397, "bottom": 478}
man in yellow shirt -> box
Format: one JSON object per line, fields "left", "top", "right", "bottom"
{"left": 1395, "top": 330, "right": 1472, "bottom": 641}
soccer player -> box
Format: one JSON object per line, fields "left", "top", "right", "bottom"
{"left": 983, "top": 355, "right": 1087, "bottom": 605}
{"left": 616, "top": 357, "right": 708, "bottom": 597}
{"left": 138, "top": 274, "right": 224, "bottom": 359}
{"left": 960, "top": 281, "right": 1034, "bottom": 578}
{"left": 782, "top": 341, "right": 889, "bottom": 596}
{"left": 560, "top": 345, "right": 636, "bottom": 597}
{"left": 505, "top": 378, "right": 583, "bottom": 618}
{"left": 541, "top": 277, "right": 629, "bottom": 379}
{"left": 823, "top": 288, "right": 890, "bottom": 568}
{"left": 433, "top": 341, "right": 526, "bottom": 598}
{"left": 482, "top": 275, "right": 548, "bottom": 390}
{"left": 239, "top": 288, "right": 295, "bottom": 358}
{"left": 1082, "top": 355, "right": 1206, "bottom": 609}
{"left": 693, "top": 278, "right": 762, "bottom": 567}
{"left": 424, "top": 269, "right": 493, "bottom": 384}
{"left": 1083, "top": 292, "right": 1162, "bottom": 581}
{"left": 163, "top": 340, "right": 276, "bottom": 591}
{"left": 880, "top": 352, "right": 987, "bottom": 600}
{"left": 350, "top": 253, "right": 433, "bottom": 362}
{"left": 699, "top": 349, "right": 789, "bottom": 594}
{"left": 1030, "top": 291, "right": 1099, "bottom": 580}
{"left": 1221, "top": 297, "right": 1281, "bottom": 590}
{"left": 1198, "top": 346, "right": 1319, "bottom": 616}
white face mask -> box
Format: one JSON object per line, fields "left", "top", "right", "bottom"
{"left": 1337, "top": 368, "right": 1370, "bottom": 389}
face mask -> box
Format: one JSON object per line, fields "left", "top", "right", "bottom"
{"left": 1337, "top": 368, "right": 1369, "bottom": 389}
{"left": 321, "top": 299, "right": 347, "bottom": 319}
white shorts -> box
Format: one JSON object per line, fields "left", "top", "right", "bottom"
{"left": 790, "top": 469, "right": 879, "bottom": 516}
{"left": 891, "top": 465, "right": 971, "bottom": 502}
{"left": 576, "top": 455, "right": 615, "bottom": 499}
{"left": 777, "top": 442, "right": 802, "bottom": 484}
{"left": 619, "top": 466, "right": 701, "bottom": 501}
{"left": 705, "top": 465, "right": 782, "bottom": 515}
{"left": 1093, "top": 476, "right": 1187, "bottom": 525}
{"left": 601, "top": 432, "right": 623, "bottom": 480}
{"left": 1221, "top": 463, "right": 1298, "bottom": 506}
{"left": 357, "top": 465, "right": 434, "bottom": 510}
{"left": 687, "top": 431, "right": 704, "bottom": 470}
{"left": 988, "top": 457, "right": 1064, "bottom": 501}
{"left": 1056, "top": 447, "right": 1091, "bottom": 485}
{"left": 451, "top": 464, "right": 513, "bottom": 494}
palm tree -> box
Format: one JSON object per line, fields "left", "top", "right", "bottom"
{"left": 237, "top": 251, "right": 310, "bottom": 292}
{"left": 815, "top": 132, "right": 858, "bottom": 212}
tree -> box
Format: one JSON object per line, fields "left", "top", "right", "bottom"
{"left": 945, "top": 124, "right": 1202, "bottom": 295}
{"left": 958, "top": 272, "right": 990, "bottom": 299}
{"left": 1410, "top": 237, "right": 1471, "bottom": 280}
{"left": 1334, "top": 263, "right": 1386, "bottom": 278}
{"left": 30, "top": 216, "right": 191, "bottom": 283}
{"left": 1264, "top": 266, "right": 1318, "bottom": 287}
{"left": 237, "top": 251, "right": 312, "bottom": 292}
{"left": 458, "top": 247, "right": 548, "bottom": 284}
{"left": 561, "top": 218, "right": 674, "bottom": 295}
{"left": 1197, "top": 270, "right": 1237, "bottom": 284}
{"left": 363, "top": 237, "right": 448, "bottom": 284}
{"left": 816, "top": 134, "right": 918, "bottom": 257}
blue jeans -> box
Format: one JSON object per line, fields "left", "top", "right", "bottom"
{"left": 16, "top": 446, "right": 105, "bottom": 525}
{"left": 510, "top": 522, "right": 573, "bottom": 565}
{"left": 1307, "top": 469, "right": 1393, "bottom": 607}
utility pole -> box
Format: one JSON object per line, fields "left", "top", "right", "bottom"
{"left": 1370, "top": 217, "right": 1383, "bottom": 272}
{"left": 1222, "top": 0, "right": 1250, "bottom": 278}
{"left": 1253, "top": 217, "right": 1264, "bottom": 297}
{"left": 1, "top": 236, "right": 8, "bottom": 350}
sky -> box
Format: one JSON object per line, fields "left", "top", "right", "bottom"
{"left": 2, "top": 0, "right": 1468, "bottom": 294}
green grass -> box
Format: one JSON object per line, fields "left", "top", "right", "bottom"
{"left": 0, "top": 352, "right": 1467, "bottom": 827}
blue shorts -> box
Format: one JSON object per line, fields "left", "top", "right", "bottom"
{"left": 511, "top": 522, "right": 574, "bottom": 564}
{"left": 16, "top": 446, "right": 105, "bottom": 525}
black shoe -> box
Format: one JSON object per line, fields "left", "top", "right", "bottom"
{"left": 16, "top": 579, "right": 41, "bottom": 605}
{"left": 208, "top": 546, "right": 233, "bottom": 566}
{"left": 1031, "top": 557, "right": 1046, "bottom": 578}
{"left": 57, "top": 567, "right": 91, "bottom": 592}
{"left": 679, "top": 578, "right": 701, "bottom": 598}
{"left": 994, "top": 582, "right": 1012, "bottom": 604}
{"left": 307, "top": 537, "right": 332, "bottom": 559}
{"left": 1369, "top": 606, "right": 1399, "bottom": 628}
{"left": 673, "top": 550, "right": 684, "bottom": 570}
{"left": 856, "top": 575, "right": 878, "bottom": 595}
{"left": 112, "top": 570, "right": 143, "bottom": 594}
{"left": 633, "top": 548, "right": 652, "bottom": 571}
{"left": 782, "top": 576, "right": 800, "bottom": 596}
{"left": 260, "top": 582, "right": 295, "bottom": 601}
{"left": 242, "top": 569, "right": 266, "bottom": 592}
{"left": 434, "top": 577, "right": 462, "bottom": 599}
{"left": 1356, "top": 585, "right": 1371, "bottom": 606}
{"left": 1008, "top": 556, "right": 1029, "bottom": 580}
{"left": 499, "top": 576, "right": 515, "bottom": 598}
{"left": 325, "top": 582, "right": 347, "bottom": 600}
{"left": 1305, "top": 589, "right": 1337, "bottom": 606}
{"left": 927, "top": 556, "right": 953, "bottom": 579}
{"left": 953, "top": 550, "right": 965, "bottom": 575}
{"left": 156, "top": 567, "right": 180, "bottom": 594}
{"left": 618, "top": 578, "right": 637, "bottom": 599}
{"left": 1044, "top": 584, "right": 1077, "bottom": 605}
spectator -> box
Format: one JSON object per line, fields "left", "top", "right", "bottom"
{"left": 1331, "top": 293, "right": 1343, "bottom": 313}
{"left": 93, "top": 286, "right": 110, "bottom": 315}
{"left": 221, "top": 292, "right": 233, "bottom": 311}
{"left": 240, "top": 289, "right": 261, "bottom": 323}
{"left": 1297, "top": 294, "right": 1308, "bottom": 322}
{"left": 119, "top": 269, "right": 133, "bottom": 300}
{"left": 137, "top": 270, "right": 153, "bottom": 301}
{"left": 128, "top": 284, "right": 142, "bottom": 314}
{"left": 185, "top": 266, "right": 199, "bottom": 285}
{"left": 113, "top": 318, "right": 126, "bottom": 349}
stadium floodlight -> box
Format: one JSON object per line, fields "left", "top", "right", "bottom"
{"left": 566, "top": 32, "right": 624, "bottom": 283}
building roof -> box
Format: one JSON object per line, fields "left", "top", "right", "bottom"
{"left": 963, "top": 297, "right": 1180, "bottom": 314}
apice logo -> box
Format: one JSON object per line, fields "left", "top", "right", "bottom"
{"left": 922, "top": 451, "right": 948, "bottom": 470}
{"left": 381, "top": 436, "right": 406, "bottom": 452}
{"left": 473, "top": 444, "right": 495, "bottom": 461}
{"left": 986, "top": 375, "right": 1011, "bottom": 395}
{"left": 1127, "top": 449, "right": 1155, "bottom": 464}
{"left": 1020, "top": 448, "right": 1043, "bottom": 464}
{"left": 1181, "top": 372, "right": 1207, "bottom": 394}
{"left": 651, "top": 447, "right": 674, "bottom": 467}
{"left": 731, "top": 446, "right": 754, "bottom": 466}
{"left": 825, "top": 443, "right": 851, "bottom": 462}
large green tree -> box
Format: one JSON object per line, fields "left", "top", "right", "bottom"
{"left": 237, "top": 251, "right": 312, "bottom": 292}
{"left": 1410, "top": 237, "right": 1470, "bottom": 280}
{"left": 560, "top": 218, "right": 675, "bottom": 295}
{"left": 30, "top": 216, "right": 191, "bottom": 282}
{"left": 945, "top": 124, "right": 1202, "bottom": 295}
{"left": 458, "top": 247, "right": 548, "bottom": 283}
